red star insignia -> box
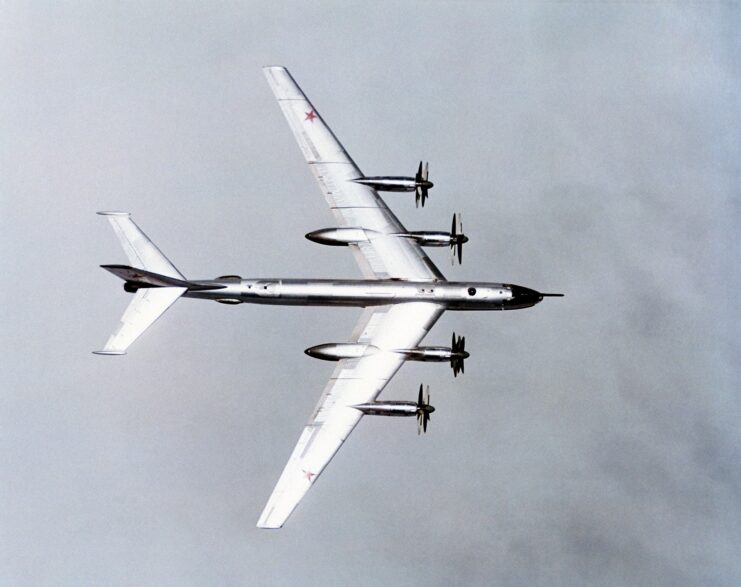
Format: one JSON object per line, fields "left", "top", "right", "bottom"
{"left": 302, "top": 469, "right": 316, "bottom": 481}
{"left": 304, "top": 110, "right": 317, "bottom": 123}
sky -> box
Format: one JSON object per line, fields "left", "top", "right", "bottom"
{"left": 1, "top": 2, "right": 739, "bottom": 586}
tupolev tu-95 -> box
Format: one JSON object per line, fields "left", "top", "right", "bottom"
{"left": 95, "top": 66, "right": 562, "bottom": 528}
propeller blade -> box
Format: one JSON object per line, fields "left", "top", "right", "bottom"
{"left": 414, "top": 385, "right": 432, "bottom": 433}
{"left": 448, "top": 214, "right": 464, "bottom": 264}
{"left": 451, "top": 334, "right": 466, "bottom": 377}
{"left": 423, "top": 161, "right": 429, "bottom": 181}
{"left": 451, "top": 242, "right": 460, "bottom": 264}
{"left": 415, "top": 187, "right": 427, "bottom": 207}
{"left": 415, "top": 161, "right": 423, "bottom": 182}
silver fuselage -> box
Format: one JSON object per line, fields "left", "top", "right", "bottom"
{"left": 182, "top": 279, "right": 543, "bottom": 310}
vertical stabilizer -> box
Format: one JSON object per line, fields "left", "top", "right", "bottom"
{"left": 97, "top": 212, "right": 184, "bottom": 280}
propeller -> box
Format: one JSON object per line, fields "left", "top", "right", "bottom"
{"left": 449, "top": 213, "right": 468, "bottom": 264}
{"left": 416, "top": 384, "right": 435, "bottom": 434}
{"left": 415, "top": 161, "right": 431, "bottom": 208}
{"left": 451, "top": 332, "right": 468, "bottom": 377}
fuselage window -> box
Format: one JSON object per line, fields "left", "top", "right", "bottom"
{"left": 468, "top": 287, "right": 477, "bottom": 296}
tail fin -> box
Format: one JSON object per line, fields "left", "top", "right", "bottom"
{"left": 94, "top": 212, "right": 186, "bottom": 355}
{"left": 96, "top": 211, "right": 184, "bottom": 280}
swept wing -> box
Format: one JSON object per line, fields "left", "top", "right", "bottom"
{"left": 258, "top": 302, "right": 443, "bottom": 528}
{"left": 263, "top": 66, "right": 444, "bottom": 282}
{"left": 258, "top": 67, "right": 446, "bottom": 528}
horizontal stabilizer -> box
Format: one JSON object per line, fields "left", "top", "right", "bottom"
{"left": 101, "top": 265, "right": 226, "bottom": 292}
{"left": 101, "top": 264, "right": 189, "bottom": 287}
{"left": 93, "top": 286, "right": 186, "bottom": 355}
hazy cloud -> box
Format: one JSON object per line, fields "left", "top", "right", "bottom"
{"left": 1, "top": 2, "right": 738, "bottom": 586}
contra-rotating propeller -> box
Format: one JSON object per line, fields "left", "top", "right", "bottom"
{"left": 451, "top": 332, "right": 468, "bottom": 377}
{"left": 415, "top": 161, "right": 432, "bottom": 208}
{"left": 449, "top": 213, "right": 468, "bottom": 265}
{"left": 416, "top": 384, "right": 435, "bottom": 434}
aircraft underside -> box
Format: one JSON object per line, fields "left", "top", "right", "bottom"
{"left": 94, "top": 66, "right": 562, "bottom": 528}
{"left": 181, "top": 278, "right": 546, "bottom": 310}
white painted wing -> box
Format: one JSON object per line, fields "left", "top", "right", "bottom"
{"left": 263, "top": 66, "right": 444, "bottom": 282}
{"left": 257, "top": 302, "right": 444, "bottom": 528}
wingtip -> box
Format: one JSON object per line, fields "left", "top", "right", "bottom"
{"left": 92, "top": 350, "right": 127, "bottom": 355}
{"left": 262, "top": 65, "right": 287, "bottom": 71}
{"left": 96, "top": 211, "right": 130, "bottom": 217}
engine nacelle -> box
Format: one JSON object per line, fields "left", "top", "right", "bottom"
{"left": 396, "top": 346, "right": 455, "bottom": 362}
{"left": 395, "top": 231, "right": 459, "bottom": 247}
{"left": 351, "top": 176, "right": 419, "bottom": 192}
{"left": 351, "top": 401, "right": 420, "bottom": 417}
{"left": 351, "top": 163, "right": 433, "bottom": 206}
{"left": 305, "top": 228, "right": 372, "bottom": 246}
{"left": 305, "top": 343, "right": 379, "bottom": 361}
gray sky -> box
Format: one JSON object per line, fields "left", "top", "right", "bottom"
{"left": 1, "top": 2, "right": 739, "bottom": 586}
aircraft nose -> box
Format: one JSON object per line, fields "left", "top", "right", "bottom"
{"left": 509, "top": 285, "right": 543, "bottom": 306}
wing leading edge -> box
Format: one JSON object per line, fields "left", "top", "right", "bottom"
{"left": 262, "top": 66, "right": 444, "bottom": 282}
{"left": 258, "top": 66, "right": 447, "bottom": 528}
{"left": 257, "top": 302, "right": 444, "bottom": 528}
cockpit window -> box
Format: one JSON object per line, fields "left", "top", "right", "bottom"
{"left": 468, "top": 287, "right": 477, "bottom": 296}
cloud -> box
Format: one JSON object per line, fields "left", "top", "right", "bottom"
{"left": 1, "top": 2, "right": 738, "bottom": 586}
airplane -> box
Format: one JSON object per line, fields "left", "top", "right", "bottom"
{"left": 94, "top": 66, "right": 562, "bottom": 529}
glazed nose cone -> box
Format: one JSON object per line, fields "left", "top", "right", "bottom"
{"left": 510, "top": 285, "right": 543, "bottom": 304}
